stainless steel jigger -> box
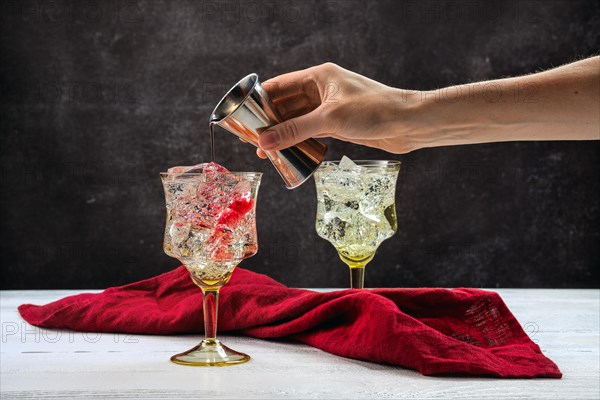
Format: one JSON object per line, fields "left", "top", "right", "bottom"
{"left": 210, "top": 73, "right": 327, "bottom": 189}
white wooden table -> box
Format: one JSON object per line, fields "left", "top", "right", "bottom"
{"left": 1, "top": 289, "right": 598, "bottom": 400}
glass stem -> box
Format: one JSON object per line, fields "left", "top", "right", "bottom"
{"left": 201, "top": 288, "right": 220, "bottom": 342}
{"left": 349, "top": 267, "right": 365, "bottom": 289}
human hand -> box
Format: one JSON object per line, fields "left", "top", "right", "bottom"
{"left": 255, "top": 63, "right": 424, "bottom": 158}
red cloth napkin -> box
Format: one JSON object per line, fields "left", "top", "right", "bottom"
{"left": 19, "top": 266, "right": 561, "bottom": 378}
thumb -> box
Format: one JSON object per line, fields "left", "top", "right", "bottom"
{"left": 258, "top": 108, "right": 323, "bottom": 151}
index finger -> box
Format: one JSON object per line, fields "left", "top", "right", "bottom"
{"left": 262, "top": 66, "right": 322, "bottom": 103}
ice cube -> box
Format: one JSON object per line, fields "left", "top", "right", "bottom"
{"left": 167, "top": 163, "right": 203, "bottom": 175}
{"left": 186, "top": 225, "right": 212, "bottom": 252}
{"left": 168, "top": 161, "right": 230, "bottom": 175}
{"left": 207, "top": 224, "right": 236, "bottom": 261}
{"left": 167, "top": 162, "right": 239, "bottom": 190}
{"left": 201, "top": 162, "right": 230, "bottom": 174}
{"left": 321, "top": 169, "right": 362, "bottom": 199}
{"left": 232, "top": 179, "right": 252, "bottom": 199}
{"left": 196, "top": 180, "right": 237, "bottom": 220}
{"left": 169, "top": 218, "right": 191, "bottom": 244}
{"left": 188, "top": 204, "right": 220, "bottom": 229}
{"left": 358, "top": 207, "right": 381, "bottom": 223}
{"left": 203, "top": 162, "right": 239, "bottom": 184}
{"left": 339, "top": 155, "right": 360, "bottom": 171}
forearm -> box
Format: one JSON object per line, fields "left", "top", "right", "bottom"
{"left": 407, "top": 56, "right": 600, "bottom": 149}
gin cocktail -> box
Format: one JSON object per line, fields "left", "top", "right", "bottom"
{"left": 314, "top": 157, "right": 400, "bottom": 289}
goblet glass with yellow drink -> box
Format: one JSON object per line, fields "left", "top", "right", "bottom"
{"left": 314, "top": 157, "right": 400, "bottom": 289}
{"left": 161, "top": 162, "right": 261, "bottom": 366}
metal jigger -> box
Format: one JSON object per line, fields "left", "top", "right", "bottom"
{"left": 210, "top": 73, "right": 327, "bottom": 189}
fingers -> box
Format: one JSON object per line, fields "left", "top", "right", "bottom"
{"left": 256, "top": 64, "right": 340, "bottom": 154}
{"left": 258, "top": 107, "right": 328, "bottom": 151}
{"left": 263, "top": 66, "right": 325, "bottom": 104}
{"left": 263, "top": 68, "right": 314, "bottom": 100}
{"left": 256, "top": 148, "right": 267, "bottom": 159}
{"left": 276, "top": 96, "right": 319, "bottom": 121}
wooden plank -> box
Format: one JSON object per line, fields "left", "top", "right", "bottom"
{"left": 1, "top": 289, "right": 598, "bottom": 400}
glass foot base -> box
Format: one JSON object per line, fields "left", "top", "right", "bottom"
{"left": 170, "top": 339, "right": 250, "bottom": 366}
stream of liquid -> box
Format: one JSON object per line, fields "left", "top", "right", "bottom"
{"left": 209, "top": 120, "right": 216, "bottom": 162}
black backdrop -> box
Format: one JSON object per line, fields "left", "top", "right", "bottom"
{"left": 1, "top": 0, "right": 598, "bottom": 289}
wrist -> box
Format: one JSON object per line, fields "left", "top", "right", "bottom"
{"left": 385, "top": 88, "right": 441, "bottom": 151}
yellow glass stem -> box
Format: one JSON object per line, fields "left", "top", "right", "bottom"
{"left": 338, "top": 252, "right": 374, "bottom": 289}
{"left": 202, "top": 288, "right": 219, "bottom": 341}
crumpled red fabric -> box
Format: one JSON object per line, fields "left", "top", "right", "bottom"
{"left": 18, "top": 266, "right": 561, "bottom": 378}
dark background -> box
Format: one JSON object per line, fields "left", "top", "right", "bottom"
{"left": 1, "top": 0, "right": 598, "bottom": 289}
